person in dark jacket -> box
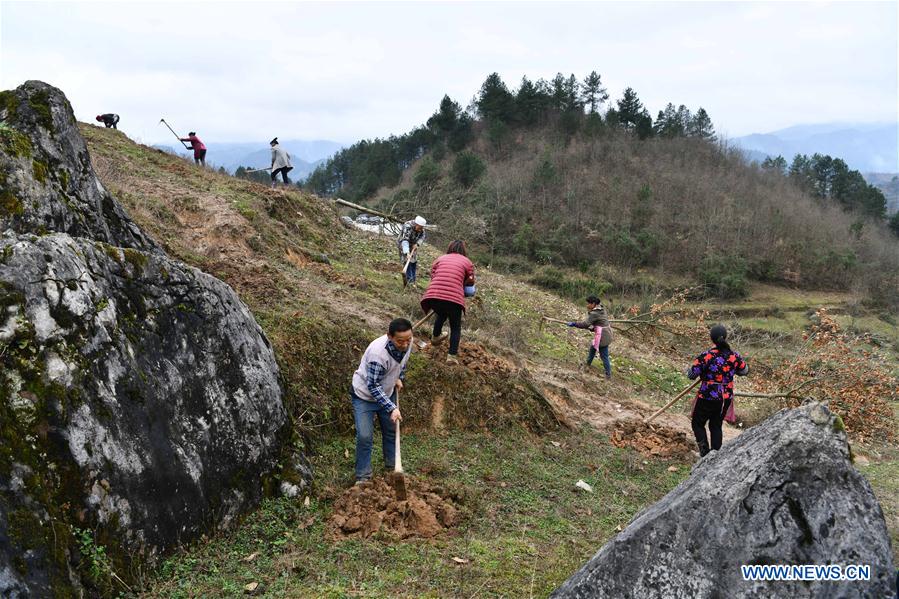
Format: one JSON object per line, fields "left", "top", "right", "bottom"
{"left": 397, "top": 216, "right": 427, "bottom": 286}
{"left": 568, "top": 295, "right": 613, "bottom": 379}
{"left": 179, "top": 131, "right": 207, "bottom": 166}
{"left": 95, "top": 114, "right": 119, "bottom": 129}
{"left": 686, "top": 324, "right": 749, "bottom": 457}
{"left": 420, "top": 240, "right": 475, "bottom": 364}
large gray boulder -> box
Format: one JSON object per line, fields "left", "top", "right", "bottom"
{"left": 552, "top": 403, "right": 895, "bottom": 598}
{"left": 0, "top": 81, "right": 296, "bottom": 596}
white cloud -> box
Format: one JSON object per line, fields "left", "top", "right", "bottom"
{"left": 1, "top": 1, "right": 895, "bottom": 144}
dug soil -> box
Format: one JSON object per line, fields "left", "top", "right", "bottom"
{"left": 609, "top": 419, "right": 696, "bottom": 459}
{"left": 327, "top": 477, "right": 462, "bottom": 540}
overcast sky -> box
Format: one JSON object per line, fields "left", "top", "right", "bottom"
{"left": 1, "top": 1, "right": 896, "bottom": 146}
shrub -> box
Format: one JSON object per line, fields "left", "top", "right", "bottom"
{"left": 452, "top": 151, "right": 486, "bottom": 187}
{"left": 413, "top": 157, "right": 440, "bottom": 191}
{"left": 529, "top": 267, "right": 611, "bottom": 302}
{"left": 699, "top": 255, "right": 749, "bottom": 299}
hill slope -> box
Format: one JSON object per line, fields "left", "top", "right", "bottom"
{"left": 369, "top": 124, "right": 898, "bottom": 304}
{"left": 78, "top": 124, "right": 899, "bottom": 595}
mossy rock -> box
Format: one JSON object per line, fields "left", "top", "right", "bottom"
{"left": 32, "top": 159, "right": 48, "bottom": 184}
{"left": 27, "top": 89, "right": 54, "bottom": 133}
{"left": 0, "top": 126, "right": 32, "bottom": 159}
{"left": 0, "top": 90, "right": 19, "bottom": 119}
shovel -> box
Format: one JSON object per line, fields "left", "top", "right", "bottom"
{"left": 643, "top": 379, "right": 701, "bottom": 424}
{"left": 392, "top": 389, "right": 408, "bottom": 500}
{"left": 158, "top": 118, "right": 191, "bottom": 150}
{"left": 412, "top": 310, "right": 433, "bottom": 330}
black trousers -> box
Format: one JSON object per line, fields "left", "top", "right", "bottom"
{"left": 271, "top": 167, "right": 290, "bottom": 184}
{"left": 424, "top": 298, "right": 463, "bottom": 355}
{"left": 691, "top": 397, "right": 731, "bottom": 455}
{"left": 194, "top": 149, "right": 206, "bottom": 166}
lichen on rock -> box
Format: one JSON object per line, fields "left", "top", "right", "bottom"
{"left": 0, "top": 80, "right": 303, "bottom": 596}
{"left": 551, "top": 403, "right": 895, "bottom": 598}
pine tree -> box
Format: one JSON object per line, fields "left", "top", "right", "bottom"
{"left": 653, "top": 103, "right": 681, "bottom": 137}
{"left": 515, "top": 76, "right": 544, "bottom": 126}
{"left": 688, "top": 107, "right": 715, "bottom": 140}
{"left": 616, "top": 87, "right": 645, "bottom": 130}
{"left": 427, "top": 95, "right": 464, "bottom": 135}
{"left": 675, "top": 105, "right": 692, "bottom": 135}
{"left": 761, "top": 155, "right": 788, "bottom": 174}
{"left": 636, "top": 109, "right": 654, "bottom": 140}
{"left": 581, "top": 70, "right": 609, "bottom": 114}
{"left": 476, "top": 73, "right": 515, "bottom": 123}
{"left": 563, "top": 74, "right": 583, "bottom": 112}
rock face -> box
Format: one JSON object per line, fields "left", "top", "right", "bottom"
{"left": 552, "top": 403, "right": 895, "bottom": 599}
{"left": 0, "top": 81, "right": 294, "bottom": 596}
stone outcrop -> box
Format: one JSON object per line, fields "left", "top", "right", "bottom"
{"left": 0, "top": 81, "right": 297, "bottom": 596}
{"left": 552, "top": 403, "right": 895, "bottom": 598}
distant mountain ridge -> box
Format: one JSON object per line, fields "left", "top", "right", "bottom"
{"left": 154, "top": 139, "right": 344, "bottom": 177}
{"left": 733, "top": 122, "right": 898, "bottom": 173}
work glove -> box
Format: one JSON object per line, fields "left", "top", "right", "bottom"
{"left": 567, "top": 322, "right": 577, "bottom": 327}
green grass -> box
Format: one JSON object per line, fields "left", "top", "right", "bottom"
{"left": 858, "top": 456, "right": 899, "bottom": 563}
{"left": 613, "top": 354, "right": 688, "bottom": 401}
{"left": 143, "top": 426, "right": 689, "bottom": 598}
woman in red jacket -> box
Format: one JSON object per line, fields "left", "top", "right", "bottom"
{"left": 420, "top": 240, "right": 475, "bottom": 364}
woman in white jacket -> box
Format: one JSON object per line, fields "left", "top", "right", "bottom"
{"left": 270, "top": 137, "right": 293, "bottom": 188}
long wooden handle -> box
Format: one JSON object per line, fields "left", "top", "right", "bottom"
{"left": 413, "top": 311, "right": 433, "bottom": 329}
{"left": 402, "top": 249, "right": 414, "bottom": 275}
{"left": 394, "top": 390, "right": 403, "bottom": 473}
{"left": 644, "top": 379, "right": 701, "bottom": 424}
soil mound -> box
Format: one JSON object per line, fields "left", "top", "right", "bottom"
{"left": 327, "top": 477, "right": 462, "bottom": 540}
{"left": 610, "top": 419, "right": 695, "bottom": 459}
{"left": 423, "top": 340, "right": 515, "bottom": 375}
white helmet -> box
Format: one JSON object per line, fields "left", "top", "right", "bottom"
{"left": 414, "top": 216, "right": 427, "bottom": 227}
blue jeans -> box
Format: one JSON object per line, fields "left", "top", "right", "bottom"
{"left": 587, "top": 345, "right": 612, "bottom": 376}
{"left": 351, "top": 391, "right": 396, "bottom": 481}
{"left": 406, "top": 260, "right": 418, "bottom": 283}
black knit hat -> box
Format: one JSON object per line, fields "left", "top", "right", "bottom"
{"left": 710, "top": 324, "right": 727, "bottom": 343}
{"left": 270, "top": 137, "right": 278, "bottom": 145}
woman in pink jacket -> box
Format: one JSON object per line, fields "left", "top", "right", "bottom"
{"left": 420, "top": 240, "right": 475, "bottom": 364}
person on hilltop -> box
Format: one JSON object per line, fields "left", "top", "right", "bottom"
{"left": 269, "top": 137, "right": 293, "bottom": 188}
{"left": 420, "top": 240, "right": 476, "bottom": 365}
{"left": 95, "top": 113, "right": 119, "bottom": 129}
{"left": 179, "top": 131, "right": 207, "bottom": 167}
{"left": 567, "top": 295, "right": 614, "bottom": 379}
{"left": 397, "top": 216, "right": 427, "bottom": 286}
{"left": 350, "top": 318, "right": 413, "bottom": 484}
{"left": 686, "top": 324, "right": 749, "bottom": 457}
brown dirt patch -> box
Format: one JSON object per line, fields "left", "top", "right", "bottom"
{"left": 327, "top": 476, "right": 462, "bottom": 540}
{"left": 422, "top": 341, "right": 516, "bottom": 376}
{"left": 609, "top": 419, "right": 696, "bottom": 459}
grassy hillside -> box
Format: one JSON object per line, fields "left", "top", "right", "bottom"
{"left": 79, "top": 124, "right": 899, "bottom": 595}
{"left": 370, "top": 124, "right": 899, "bottom": 307}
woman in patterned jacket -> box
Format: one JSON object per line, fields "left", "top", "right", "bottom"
{"left": 686, "top": 324, "right": 749, "bottom": 457}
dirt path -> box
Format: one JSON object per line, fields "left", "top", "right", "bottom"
{"left": 524, "top": 356, "right": 741, "bottom": 459}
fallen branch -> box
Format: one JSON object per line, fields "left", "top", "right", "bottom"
{"left": 734, "top": 378, "right": 821, "bottom": 400}
{"left": 541, "top": 315, "right": 682, "bottom": 337}
{"left": 334, "top": 198, "right": 404, "bottom": 224}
